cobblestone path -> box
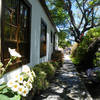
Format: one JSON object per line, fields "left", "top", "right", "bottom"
{"left": 33, "top": 55, "right": 92, "bottom": 100}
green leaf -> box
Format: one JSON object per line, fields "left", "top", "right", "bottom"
{"left": 10, "top": 95, "right": 21, "bottom": 100}
{"left": 0, "top": 94, "right": 10, "bottom": 100}
{"left": 1, "top": 88, "right": 8, "bottom": 94}
{"left": 0, "top": 94, "right": 21, "bottom": 100}
{"left": 0, "top": 83, "right": 7, "bottom": 91}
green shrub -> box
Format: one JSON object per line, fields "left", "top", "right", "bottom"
{"left": 32, "top": 67, "right": 49, "bottom": 93}
{"left": 71, "top": 43, "right": 78, "bottom": 57}
{"left": 95, "top": 70, "right": 100, "bottom": 80}
{"left": 93, "top": 51, "right": 100, "bottom": 67}
{"left": 32, "top": 61, "right": 57, "bottom": 93}
{"left": 71, "top": 27, "right": 100, "bottom": 69}
{"left": 50, "top": 61, "right": 59, "bottom": 69}
{"left": 51, "top": 50, "right": 64, "bottom": 67}
{"left": 34, "top": 62, "right": 55, "bottom": 80}
{"left": 71, "top": 57, "right": 80, "bottom": 65}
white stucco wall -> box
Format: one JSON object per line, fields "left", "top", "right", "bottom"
{"left": 28, "top": 0, "right": 56, "bottom": 66}
{"left": 0, "top": 0, "right": 58, "bottom": 83}
{"left": 0, "top": 0, "right": 1, "bottom": 58}
{"left": 55, "top": 34, "right": 58, "bottom": 50}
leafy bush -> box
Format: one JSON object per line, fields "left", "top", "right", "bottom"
{"left": 32, "top": 67, "right": 49, "bottom": 93}
{"left": 50, "top": 61, "right": 59, "bottom": 69}
{"left": 34, "top": 62, "right": 55, "bottom": 80}
{"left": 71, "top": 43, "right": 78, "bottom": 58}
{"left": 71, "top": 57, "right": 80, "bottom": 65}
{"left": 93, "top": 51, "right": 100, "bottom": 67}
{"left": 96, "top": 70, "right": 100, "bottom": 80}
{"left": 71, "top": 27, "right": 100, "bottom": 69}
{"left": 51, "top": 50, "right": 64, "bottom": 67}
{"left": 0, "top": 48, "right": 59, "bottom": 100}
{"left": 32, "top": 61, "right": 59, "bottom": 94}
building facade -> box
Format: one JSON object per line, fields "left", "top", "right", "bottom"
{"left": 0, "top": 0, "right": 58, "bottom": 83}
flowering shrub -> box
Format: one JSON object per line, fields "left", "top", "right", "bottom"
{"left": 0, "top": 66, "right": 36, "bottom": 100}
{"left": 0, "top": 48, "right": 59, "bottom": 99}
{"left": 7, "top": 65, "right": 36, "bottom": 97}
{"left": 0, "top": 48, "right": 36, "bottom": 99}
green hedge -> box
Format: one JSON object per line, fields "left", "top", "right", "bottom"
{"left": 51, "top": 50, "right": 64, "bottom": 67}
{"left": 32, "top": 61, "right": 59, "bottom": 95}
{"left": 33, "top": 62, "right": 56, "bottom": 80}
{"left": 71, "top": 27, "right": 100, "bottom": 70}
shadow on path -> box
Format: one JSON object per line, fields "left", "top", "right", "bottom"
{"left": 33, "top": 55, "right": 92, "bottom": 100}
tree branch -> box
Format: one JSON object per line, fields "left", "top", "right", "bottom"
{"left": 75, "top": 0, "right": 84, "bottom": 14}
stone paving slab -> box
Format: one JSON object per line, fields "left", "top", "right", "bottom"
{"left": 33, "top": 55, "right": 93, "bottom": 100}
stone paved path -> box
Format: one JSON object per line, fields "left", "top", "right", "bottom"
{"left": 33, "top": 55, "right": 93, "bottom": 100}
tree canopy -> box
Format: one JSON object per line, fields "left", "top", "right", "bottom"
{"left": 57, "top": 30, "right": 71, "bottom": 48}
{"left": 46, "top": 0, "right": 100, "bottom": 42}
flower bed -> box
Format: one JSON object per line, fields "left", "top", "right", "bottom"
{"left": 0, "top": 48, "right": 60, "bottom": 100}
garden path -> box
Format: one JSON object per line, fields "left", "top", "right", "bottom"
{"left": 33, "top": 54, "right": 92, "bottom": 100}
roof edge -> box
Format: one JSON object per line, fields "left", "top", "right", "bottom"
{"left": 39, "top": 0, "right": 57, "bottom": 32}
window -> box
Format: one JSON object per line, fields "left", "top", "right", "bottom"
{"left": 53, "top": 33, "right": 55, "bottom": 51}
{"left": 1, "top": 0, "right": 31, "bottom": 69}
{"left": 40, "top": 19, "right": 47, "bottom": 58}
{"left": 51, "top": 31, "right": 53, "bottom": 43}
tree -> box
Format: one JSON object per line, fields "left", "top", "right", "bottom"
{"left": 71, "top": 27, "right": 100, "bottom": 70}
{"left": 57, "top": 30, "right": 69, "bottom": 48}
{"left": 46, "top": 0, "right": 100, "bottom": 42}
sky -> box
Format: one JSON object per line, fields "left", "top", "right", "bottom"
{"left": 46, "top": 0, "right": 100, "bottom": 43}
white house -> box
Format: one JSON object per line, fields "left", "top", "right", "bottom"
{"left": 0, "top": 0, "right": 58, "bottom": 82}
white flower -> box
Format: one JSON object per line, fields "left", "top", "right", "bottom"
{"left": 27, "top": 83, "right": 32, "bottom": 91}
{"left": 23, "top": 81, "right": 32, "bottom": 91}
{"left": 28, "top": 72, "right": 32, "bottom": 77}
{"left": 29, "top": 75, "right": 34, "bottom": 83}
{"left": 27, "top": 79, "right": 31, "bottom": 84}
{"left": 22, "top": 88, "right": 29, "bottom": 97}
{"left": 18, "top": 85, "right": 24, "bottom": 95}
{"left": 22, "top": 65, "right": 30, "bottom": 73}
{"left": 18, "top": 75, "right": 23, "bottom": 83}
{"left": 11, "top": 83, "right": 19, "bottom": 92}
{"left": 7, "top": 79, "right": 15, "bottom": 88}
{"left": 23, "top": 81, "right": 27, "bottom": 87}
{"left": 8, "top": 48, "right": 21, "bottom": 58}
{"left": 31, "top": 70, "right": 36, "bottom": 78}
{"left": 15, "top": 74, "right": 20, "bottom": 81}
{"left": 23, "top": 81, "right": 30, "bottom": 87}
{"left": 28, "top": 73, "right": 34, "bottom": 82}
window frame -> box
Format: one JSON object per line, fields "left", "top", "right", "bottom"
{"left": 53, "top": 33, "right": 55, "bottom": 51}
{"left": 51, "top": 31, "right": 53, "bottom": 43}
{"left": 1, "top": 0, "right": 32, "bottom": 72}
{"left": 40, "top": 18, "right": 47, "bottom": 58}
